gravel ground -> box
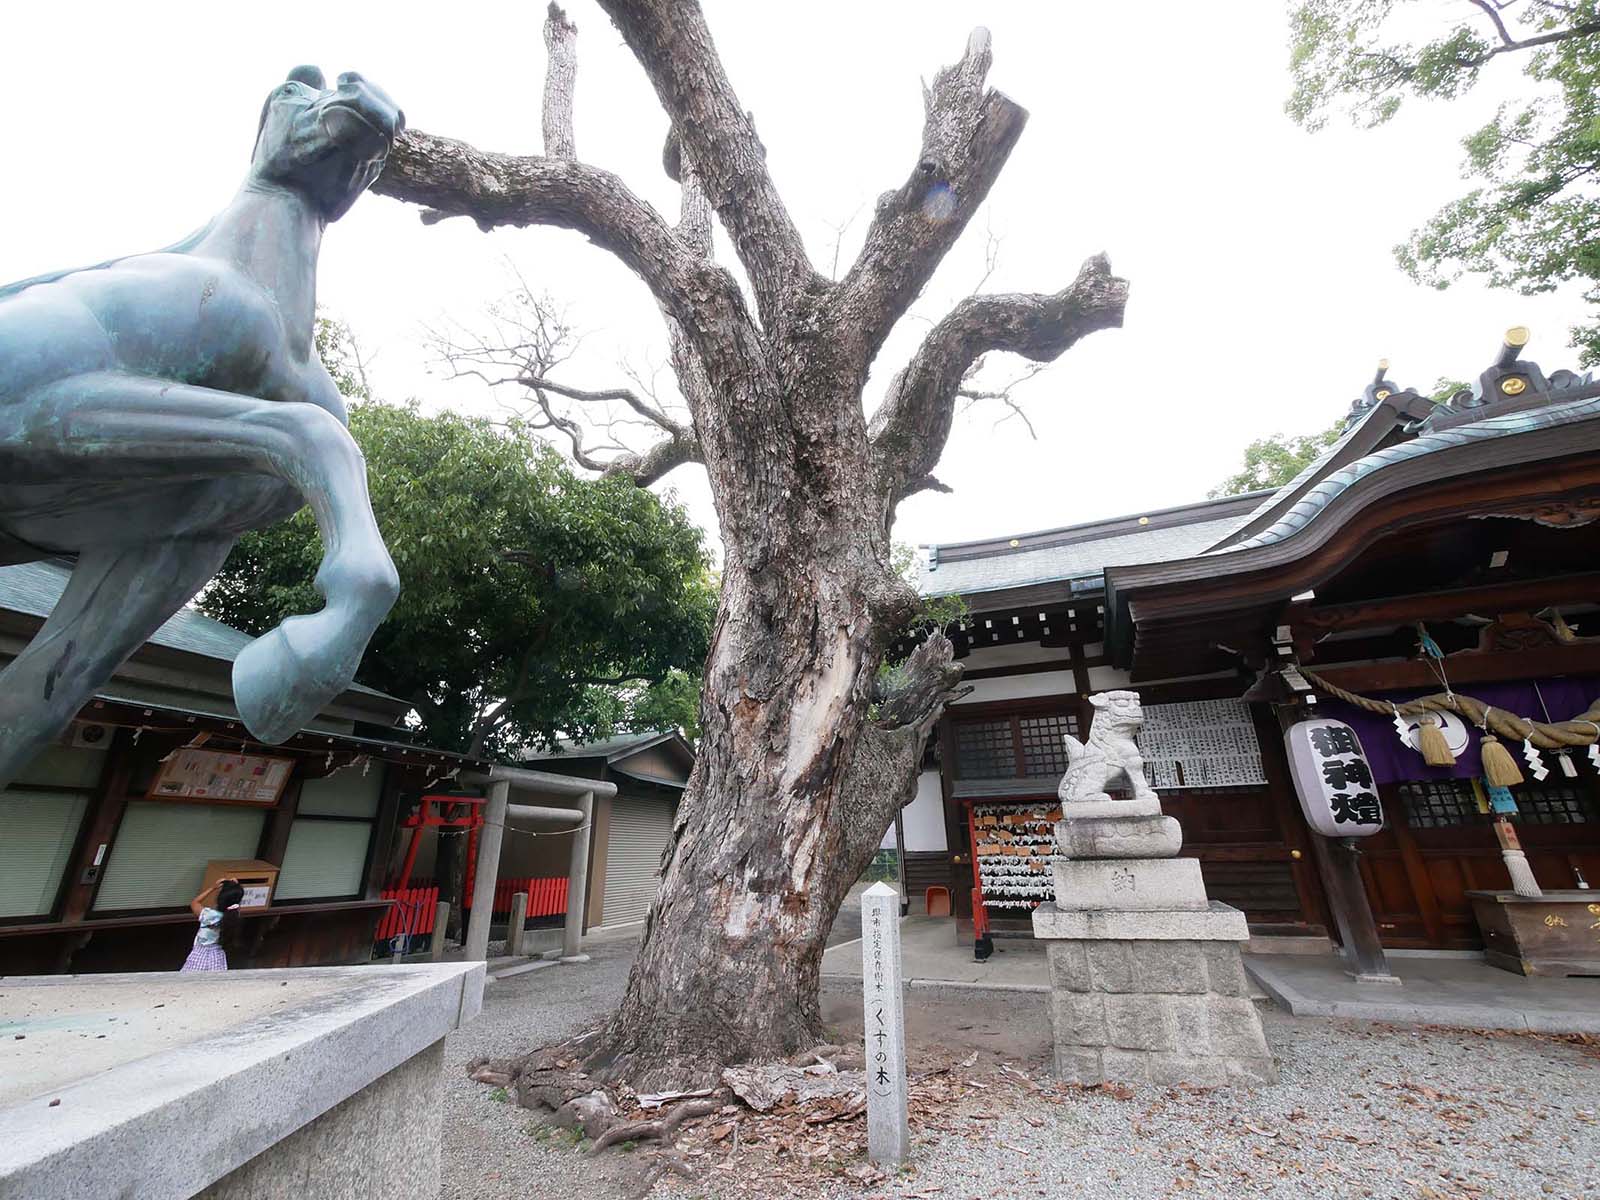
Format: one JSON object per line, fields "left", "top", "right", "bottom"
{"left": 441, "top": 940, "right": 641, "bottom": 1200}
{"left": 442, "top": 943, "right": 1600, "bottom": 1200}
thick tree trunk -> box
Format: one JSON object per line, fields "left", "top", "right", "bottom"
{"left": 580, "top": 393, "right": 956, "bottom": 1087}
{"left": 583, "top": 542, "right": 875, "bottom": 1084}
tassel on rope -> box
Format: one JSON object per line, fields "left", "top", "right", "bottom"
{"left": 1416, "top": 714, "right": 1456, "bottom": 767}
{"left": 1479, "top": 709, "right": 1524, "bottom": 788}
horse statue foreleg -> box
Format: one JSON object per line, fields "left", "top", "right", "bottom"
{"left": 14, "top": 371, "right": 399, "bottom": 746}
{"left": 0, "top": 538, "right": 234, "bottom": 791}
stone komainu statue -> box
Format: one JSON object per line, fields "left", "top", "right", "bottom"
{"left": 1058, "top": 689, "right": 1159, "bottom": 809}
{"left": 0, "top": 67, "right": 404, "bottom": 792}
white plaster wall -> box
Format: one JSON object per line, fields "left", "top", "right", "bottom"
{"left": 879, "top": 770, "right": 948, "bottom": 852}
{"left": 955, "top": 670, "right": 1077, "bottom": 705}
{"left": 959, "top": 641, "right": 1072, "bottom": 672}
{"left": 1085, "top": 664, "right": 1134, "bottom": 690}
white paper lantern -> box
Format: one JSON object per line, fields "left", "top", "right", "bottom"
{"left": 1284, "top": 719, "right": 1386, "bottom": 838}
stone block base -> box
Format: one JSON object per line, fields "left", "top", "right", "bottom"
{"left": 1051, "top": 856, "right": 1208, "bottom": 911}
{"left": 1034, "top": 904, "right": 1277, "bottom": 1088}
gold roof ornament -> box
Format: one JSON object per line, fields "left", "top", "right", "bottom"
{"left": 1505, "top": 325, "right": 1531, "bottom": 348}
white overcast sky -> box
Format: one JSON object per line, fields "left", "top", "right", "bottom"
{"left": 5, "top": 2, "right": 1587, "bottom": 558}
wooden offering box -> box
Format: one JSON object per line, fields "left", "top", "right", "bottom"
{"left": 1466, "top": 889, "right": 1600, "bottom": 977}
{"left": 202, "top": 859, "right": 280, "bottom": 911}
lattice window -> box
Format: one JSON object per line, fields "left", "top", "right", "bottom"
{"left": 1515, "top": 782, "right": 1600, "bottom": 825}
{"left": 1396, "top": 780, "right": 1484, "bottom": 828}
{"left": 1018, "top": 713, "right": 1079, "bottom": 777}
{"left": 954, "top": 720, "right": 1016, "bottom": 779}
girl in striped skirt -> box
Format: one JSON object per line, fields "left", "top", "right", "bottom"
{"left": 181, "top": 877, "right": 243, "bottom": 972}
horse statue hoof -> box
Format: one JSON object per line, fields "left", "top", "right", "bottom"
{"left": 232, "top": 621, "right": 351, "bottom": 744}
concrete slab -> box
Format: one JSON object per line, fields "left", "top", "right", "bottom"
{"left": 822, "top": 915, "right": 1049, "bottom": 991}
{"left": 0, "top": 962, "right": 484, "bottom": 1200}
{"left": 0, "top": 973, "right": 348, "bottom": 1105}
{"left": 1245, "top": 952, "right": 1600, "bottom": 1034}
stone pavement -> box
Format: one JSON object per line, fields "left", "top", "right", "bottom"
{"left": 822, "top": 915, "right": 1600, "bottom": 1037}
{"left": 1245, "top": 951, "right": 1600, "bottom": 1033}
{"left": 822, "top": 915, "right": 1048, "bottom": 990}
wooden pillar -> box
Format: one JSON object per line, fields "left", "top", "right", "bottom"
{"left": 936, "top": 716, "right": 966, "bottom": 917}
{"left": 258, "top": 776, "right": 303, "bottom": 869}
{"left": 59, "top": 728, "right": 135, "bottom": 923}
{"left": 1307, "top": 834, "right": 1398, "bottom": 982}
{"left": 364, "top": 762, "right": 403, "bottom": 899}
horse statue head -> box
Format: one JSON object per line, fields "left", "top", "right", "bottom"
{"left": 251, "top": 66, "right": 405, "bottom": 221}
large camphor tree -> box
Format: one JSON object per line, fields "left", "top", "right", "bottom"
{"left": 376, "top": 0, "right": 1128, "bottom": 1087}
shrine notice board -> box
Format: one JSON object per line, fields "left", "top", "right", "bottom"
{"left": 1138, "top": 698, "right": 1266, "bottom": 791}
{"left": 149, "top": 747, "right": 294, "bottom": 805}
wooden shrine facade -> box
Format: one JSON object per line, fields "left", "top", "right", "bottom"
{"left": 917, "top": 333, "right": 1600, "bottom": 949}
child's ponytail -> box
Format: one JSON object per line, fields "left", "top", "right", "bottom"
{"left": 216, "top": 879, "right": 245, "bottom": 956}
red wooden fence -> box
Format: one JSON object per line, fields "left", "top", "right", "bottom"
{"left": 376, "top": 886, "right": 439, "bottom": 942}
{"left": 376, "top": 877, "right": 568, "bottom": 948}
{"left": 488, "top": 876, "right": 569, "bottom": 917}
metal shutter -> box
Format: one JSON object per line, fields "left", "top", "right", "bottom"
{"left": 95, "top": 802, "right": 265, "bottom": 911}
{"left": 297, "top": 764, "right": 382, "bottom": 818}
{"left": 601, "top": 796, "right": 674, "bottom": 927}
{"left": 275, "top": 818, "right": 372, "bottom": 899}
{"left": 0, "top": 790, "right": 89, "bottom": 918}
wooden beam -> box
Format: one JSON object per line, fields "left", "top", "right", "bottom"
{"left": 1309, "top": 639, "right": 1600, "bottom": 692}
{"left": 961, "top": 657, "right": 1076, "bottom": 682}
{"left": 1296, "top": 573, "right": 1600, "bottom": 634}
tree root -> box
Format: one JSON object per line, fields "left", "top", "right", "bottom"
{"left": 626, "top": 1148, "right": 699, "bottom": 1200}
{"left": 588, "top": 1092, "right": 728, "bottom": 1154}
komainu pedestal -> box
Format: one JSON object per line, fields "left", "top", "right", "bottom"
{"left": 1032, "top": 690, "right": 1276, "bottom": 1087}
{"left": 1033, "top": 903, "right": 1276, "bottom": 1086}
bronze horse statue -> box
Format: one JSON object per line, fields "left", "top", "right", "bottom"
{"left": 0, "top": 67, "right": 404, "bottom": 790}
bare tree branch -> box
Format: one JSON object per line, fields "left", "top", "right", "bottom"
{"left": 432, "top": 283, "right": 704, "bottom": 487}
{"left": 834, "top": 29, "right": 1029, "bottom": 366}
{"left": 1455, "top": 1, "right": 1600, "bottom": 63}
{"left": 958, "top": 359, "right": 1048, "bottom": 438}
{"left": 543, "top": 3, "right": 579, "bottom": 159}
{"left": 663, "top": 129, "right": 713, "bottom": 261}
{"left": 594, "top": 0, "right": 821, "bottom": 325}
{"left": 376, "top": 132, "right": 721, "bottom": 332}
{"left": 868, "top": 253, "right": 1129, "bottom": 508}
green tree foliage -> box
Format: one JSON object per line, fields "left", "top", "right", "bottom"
{"left": 1288, "top": 2, "right": 1600, "bottom": 361}
{"left": 203, "top": 398, "right": 716, "bottom": 758}
{"left": 1210, "top": 421, "right": 1344, "bottom": 497}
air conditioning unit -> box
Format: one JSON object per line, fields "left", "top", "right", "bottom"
{"left": 70, "top": 722, "right": 113, "bottom": 750}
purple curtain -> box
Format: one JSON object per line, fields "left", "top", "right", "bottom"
{"left": 1316, "top": 675, "right": 1600, "bottom": 786}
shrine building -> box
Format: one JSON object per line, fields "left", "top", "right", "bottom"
{"left": 898, "top": 330, "right": 1600, "bottom": 952}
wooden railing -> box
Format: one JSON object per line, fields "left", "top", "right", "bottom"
{"left": 376, "top": 885, "right": 439, "bottom": 942}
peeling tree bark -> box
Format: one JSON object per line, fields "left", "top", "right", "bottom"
{"left": 375, "top": 0, "right": 1127, "bottom": 1089}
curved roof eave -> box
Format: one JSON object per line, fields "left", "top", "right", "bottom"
{"left": 1107, "top": 391, "right": 1600, "bottom": 600}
